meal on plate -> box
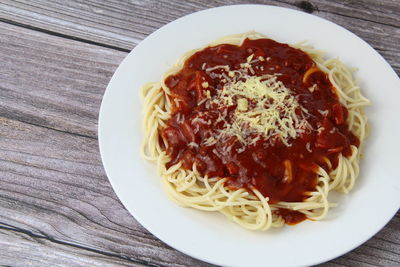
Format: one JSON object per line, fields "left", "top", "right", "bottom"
{"left": 140, "top": 31, "right": 369, "bottom": 230}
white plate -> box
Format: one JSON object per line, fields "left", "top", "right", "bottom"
{"left": 99, "top": 5, "right": 400, "bottom": 267}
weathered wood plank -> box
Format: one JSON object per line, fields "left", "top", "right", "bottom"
{"left": 0, "top": 112, "right": 398, "bottom": 266}
{"left": 0, "top": 0, "right": 399, "bottom": 266}
{"left": 0, "top": 21, "right": 126, "bottom": 138}
{"left": 0, "top": 115, "right": 211, "bottom": 267}
{"left": 0, "top": 227, "right": 145, "bottom": 267}
{"left": 0, "top": 23, "right": 210, "bottom": 266}
{"left": 0, "top": 0, "right": 399, "bottom": 75}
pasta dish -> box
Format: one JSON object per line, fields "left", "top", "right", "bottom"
{"left": 140, "top": 32, "right": 369, "bottom": 230}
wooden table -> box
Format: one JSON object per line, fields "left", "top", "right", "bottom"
{"left": 1, "top": 1, "right": 399, "bottom": 266}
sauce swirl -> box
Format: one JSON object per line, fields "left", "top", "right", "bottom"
{"left": 160, "top": 38, "right": 359, "bottom": 225}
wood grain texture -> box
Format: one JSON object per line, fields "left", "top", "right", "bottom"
{"left": 0, "top": 0, "right": 399, "bottom": 266}
{"left": 0, "top": 23, "right": 211, "bottom": 267}
{"left": 1, "top": 0, "right": 399, "bottom": 75}
{"left": 0, "top": 21, "right": 125, "bottom": 138}
{"left": 0, "top": 228, "right": 146, "bottom": 267}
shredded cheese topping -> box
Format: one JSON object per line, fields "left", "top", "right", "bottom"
{"left": 198, "top": 58, "right": 312, "bottom": 148}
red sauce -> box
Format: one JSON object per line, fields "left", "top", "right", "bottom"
{"left": 160, "top": 38, "right": 359, "bottom": 225}
{"left": 275, "top": 209, "right": 307, "bottom": 225}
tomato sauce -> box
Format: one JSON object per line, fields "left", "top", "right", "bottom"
{"left": 160, "top": 38, "right": 359, "bottom": 225}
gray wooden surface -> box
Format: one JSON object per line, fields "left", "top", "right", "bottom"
{"left": 0, "top": 0, "right": 399, "bottom": 266}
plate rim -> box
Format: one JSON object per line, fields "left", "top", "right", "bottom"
{"left": 99, "top": 4, "right": 400, "bottom": 267}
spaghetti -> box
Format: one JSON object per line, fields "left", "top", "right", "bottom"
{"left": 140, "top": 32, "right": 369, "bottom": 230}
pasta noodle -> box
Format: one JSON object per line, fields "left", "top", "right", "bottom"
{"left": 140, "top": 32, "right": 369, "bottom": 231}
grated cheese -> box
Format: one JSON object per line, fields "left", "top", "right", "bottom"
{"left": 198, "top": 98, "right": 208, "bottom": 106}
{"left": 202, "top": 81, "right": 209, "bottom": 88}
{"left": 215, "top": 74, "right": 311, "bottom": 146}
{"left": 308, "top": 84, "right": 317, "bottom": 93}
{"left": 188, "top": 142, "right": 199, "bottom": 148}
{"left": 306, "top": 142, "right": 312, "bottom": 152}
{"left": 318, "top": 109, "right": 329, "bottom": 116}
{"left": 193, "top": 57, "right": 312, "bottom": 147}
{"left": 237, "top": 98, "right": 248, "bottom": 111}
{"left": 246, "top": 54, "right": 254, "bottom": 62}
{"left": 205, "top": 65, "right": 230, "bottom": 72}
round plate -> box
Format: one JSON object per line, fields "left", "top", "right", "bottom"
{"left": 99, "top": 5, "right": 400, "bottom": 267}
